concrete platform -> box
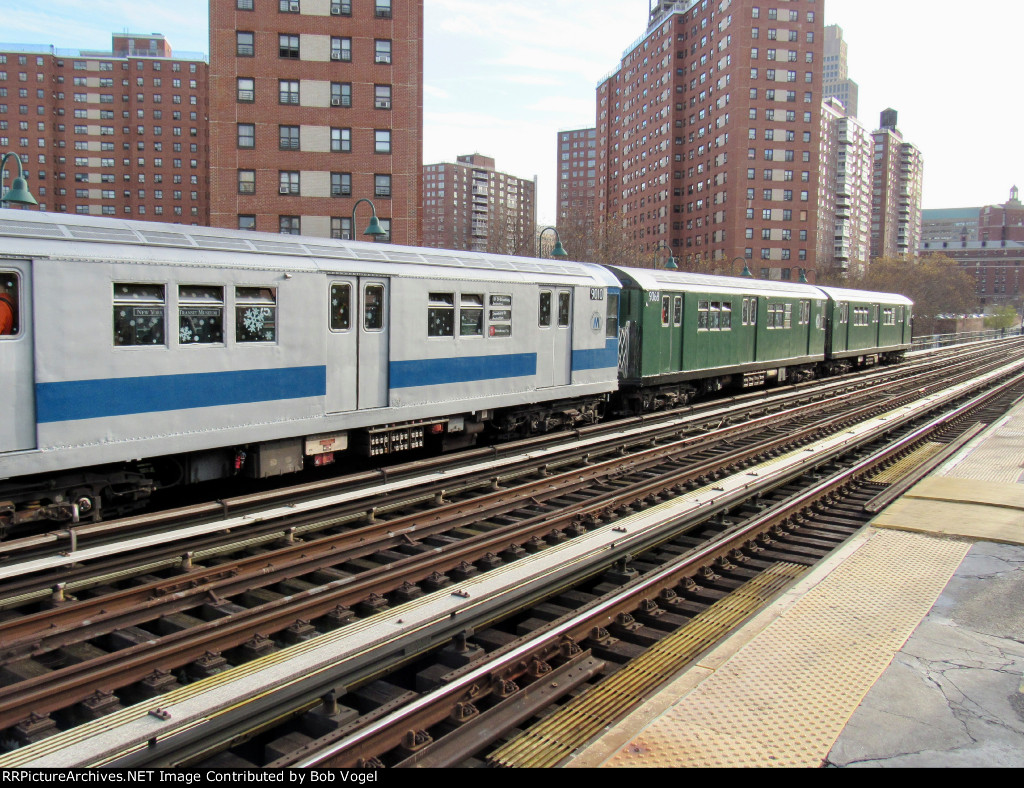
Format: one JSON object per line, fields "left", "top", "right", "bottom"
{"left": 567, "top": 399, "right": 1024, "bottom": 768}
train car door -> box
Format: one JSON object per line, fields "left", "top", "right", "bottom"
{"left": 0, "top": 264, "right": 35, "bottom": 452}
{"left": 359, "top": 279, "right": 389, "bottom": 409}
{"left": 325, "top": 278, "right": 358, "bottom": 413}
{"left": 537, "top": 288, "right": 572, "bottom": 388}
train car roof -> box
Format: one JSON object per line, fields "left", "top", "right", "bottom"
{"left": 606, "top": 265, "right": 826, "bottom": 300}
{"left": 815, "top": 285, "right": 913, "bottom": 306}
{"left": 0, "top": 210, "right": 619, "bottom": 288}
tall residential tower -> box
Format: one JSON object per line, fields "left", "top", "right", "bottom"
{"left": 597, "top": 0, "right": 824, "bottom": 279}
{"left": 208, "top": 0, "right": 423, "bottom": 244}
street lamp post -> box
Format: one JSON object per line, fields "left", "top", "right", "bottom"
{"left": 655, "top": 241, "right": 678, "bottom": 270}
{"left": 0, "top": 152, "right": 39, "bottom": 208}
{"left": 537, "top": 226, "right": 568, "bottom": 259}
{"left": 733, "top": 256, "right": 753, "bottom": 278}
{"left": 351, "top": 198, "right": 386, "bottom": 240}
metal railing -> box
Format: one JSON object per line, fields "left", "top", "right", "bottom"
{"left": 911, "top": 327, "right": 1022, "bottom": 350}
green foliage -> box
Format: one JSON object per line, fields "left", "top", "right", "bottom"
{"left": 984, "top": 304, "right": 1019, "bottom": 330}
{"left": 849, "top": 254, "right": 976, "bottom": 335}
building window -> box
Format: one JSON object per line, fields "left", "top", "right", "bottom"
{"left": 279, "top": 79, "right": 299, "bottom": 105}
{"left": 278, "top": 216, "right": 300, "bottom": 236}
{"left": 332, "top": 127, "right": 351, "bottom": 152}
{"left": 279, "top": 35, "right": 300, "bottom": 59}
{"left": 331, "top": 171, "right": 351, "bottom": 196}
{"left": 331, "top": 1, "right": 352, "bottom": 15}
{"left": 279, "top": 125, "right": 299, "bottom": 150}
{"left": 239, "top": 215, "right": 256, "bottom": 231}
{"left": 279, "top": 0, "right": 299, "bottom": 11}
{"left": 331, "top": 37, "right": 351, "bottom": 62}
{"left": 331, "top": 82, "right": 351, "bottom": 107}
{"left": 374, "top": 40, "right": 392, "bottom": 64}
{"left": 375, "top": 174, "right": 391, "bottom": 198}
{"left": 236, "top": 32, "right": 254, "bottom": 57}
{"left": 374, "top": 129, "right": 391, "bottom": 154}
{"left": 238, "top": 123, "right": 255, "bottom": 148}
{"left": 331, "top": 216, "right": 351, "bottom": 239}
{"left": 237, "top": 0, "right": 254, "bottom": 8}
{"left": 279, "top": 170, "right": 299, "bottom": 195}
{"left": 237, "top": 77, "right": 254, "bottom": 102}
{"left": 374, "top": 84, "right": 391, "bottom": 109}
{"left": 238, "top": 169, "right": 255, "bottom": 194}
{"left": 375, "top": 0, "right": 392, "bottom": 18}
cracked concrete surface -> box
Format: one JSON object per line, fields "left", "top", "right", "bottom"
{"left": 827, "top": 542, "right": 1024, "bottom": 767}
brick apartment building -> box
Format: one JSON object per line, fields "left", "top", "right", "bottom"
{"left": 556, "top": 127, "right": 597, "bottom": 234}
{"left": 422, "top": 154, "right": 536, "bottom": 255}
{"left": 208, "top": 0, "right": 423, "bottom": 244}
{"left": 871, "top": 108, "right": 923, "bottom": 260}
{"left": 0, "top": 35, "right": 208, "bottom": 222}
{"left": 597, "top": 0, "right": 824, "bottom": 279}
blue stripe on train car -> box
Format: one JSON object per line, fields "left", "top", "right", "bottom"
{"left": 572, "top": 338, "right": 619, "bottom": 371}
{"left": 35, "top": 365, "right": 328, "bottom": 423}
{"left": 390, "top": 353, "right": 537, "bottom": 389}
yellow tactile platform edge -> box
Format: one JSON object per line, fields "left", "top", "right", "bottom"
{"left": 591, "top": 529, "right": 970, "bottom": 768}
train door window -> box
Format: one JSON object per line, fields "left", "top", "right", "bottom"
{"left": 558, "top": 291, "right": 571, "bottom": 328}
{"left": 799, "top": 300, "right": 810, "bottom": 325}
{"left": 427, "top": 292, "right": 454, "bottom": 337}
{"left": 113, "top": 282, "right": 165, "bottom": 346}
{"left": 839, "top": 302, "right": 849, "bottom": 324}
{"left": 673, "top": 296, "right": 682, "bottom": 327}
{"left": 538, "top": 291, "right": 552, "bottom": 328}
{"left": 662, "top": 296, "right": 672, "bottom": 327}
{"left": 178, "top": 285, "right": 224, "bottom": 344}
{"left": 897, "top": 306, "right": 904, "bottom": 324}
{"left": 0, "top": 272, "right": 19, "bottom": 337}
{"left": 872, "top": 304, "right": 880, "bottom": 323}
{"left": 709, "top": 302, "right": 721, "bottom": 330}
{"left": 235, "top": 286, "right": 277, "bottom": 343}
{"left": 364, "top": 284, "right": 384, "bottom": 331}
{"left": 697, "top": 300, "right": 709, "bottom": 330}
{"left": 460, "top": 294, "right": 483, "bottom": 336}
{"left": 721, "top": 302, "right": 732, "bottom": 330}
{"left": 784, "top": 303, "right": 792, "bottom": 329}
{"left": 605, "top": 292, "right": 619, "bottom": 338}
{"left": 330, "top": 283, "right": 351, "bottom": 331}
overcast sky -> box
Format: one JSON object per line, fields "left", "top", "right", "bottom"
{"left": 4, "top": 0, "right": 1021, "bottom": 224}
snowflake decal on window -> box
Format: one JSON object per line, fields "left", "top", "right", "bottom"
{"left": 180, "top": 325, "right": 193, "bottom": 343}
{"left": 243, "top": 307, "right": 265, "bottom": 334}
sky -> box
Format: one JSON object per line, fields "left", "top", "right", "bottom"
{"left": 3, "top": 0, "right": 1021, "bottom": 224}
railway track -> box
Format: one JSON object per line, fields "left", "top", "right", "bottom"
{"left": 0, "top": 341, "right": 1020, "bottom": 763}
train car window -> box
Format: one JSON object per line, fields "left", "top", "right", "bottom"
{"left": 784, "top": 303, "right": 792, "bottom": 329}
{"left": 605, "top": 293, "right": 619, "bottom": 338}
{"left": 673, "top": 296, "right": 682, "bottom": 327}
{"left": 460, "top": 294, "right": 483, "bottom": 337}
{"left": 235, "top": 286, "right": 277, "bottom": 343}
{"left": 539, "top": 291, "right": 552, "bottom": 328}
{"left": 721, "top": 303, "right": 732, "bottom": 330}
{"left": 178, "top": 285, "right": 224, "bottom": 345}
{"left": 558, "top": 292, "right": 571, "bottom": 328}
{"left": 697, "top": 300, "right": 709, "bottom": 330}
{"left": 113, "top": 283, "right": 165, "bottom": 346}
{"left": 0, "top": 272, "right": 19, "bottom": 337}
{"left": 364, "top": 285, "right": 384, "bottom": 331}
{"left": 662, "top": 296, "right": 671, "bottom": 327}
{"left": 427, "top": 293, "right": 454, "bottom": 337}
{"left": 330, "top": 283, "right": 351, "bottom": 331}
{"left": 709, "top": 302, "right": 721, "bottom": 330}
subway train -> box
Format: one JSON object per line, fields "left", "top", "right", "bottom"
{"left": 0, "top": 210, "right": 912, "bottom": 533}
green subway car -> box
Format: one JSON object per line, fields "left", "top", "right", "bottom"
{"left": 817, "top": 286, "right": 913, "bottom": 373}
{"left": 608, "top": 268, "right": 828, "bottom": 411}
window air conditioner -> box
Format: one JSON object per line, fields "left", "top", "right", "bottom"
{"left": 330, "top": 52, "right": 341, "bottom": 60}
{"left": 279, "top": 186, "right": 290, "bottom": 194}
{"left": 331, "top": 97, "right": 342, "bottom": 106}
